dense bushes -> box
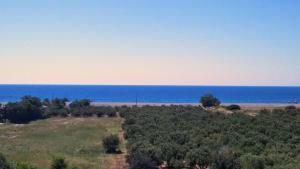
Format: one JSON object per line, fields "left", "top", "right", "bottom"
{"left": 122, "top": 106, "right": 300, "bottom": 169}
{"left": 69, "top": 99, "right": 90, "bottom": 108}
{"left": 69, "top": 106, "right": 117, "bottom": 117}
{"left": 0, "top": 96, "right": 121, "bottom": 124}
{"left": 43, "top": 98, "right": 69, "bottom": 117}
{"left": 4, "top": 96, "right": 43, "bottom": 123}
{"left": 102, "top": 135, "right": 120, "bottom": 153}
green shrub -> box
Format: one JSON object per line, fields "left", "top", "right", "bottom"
{"left": 0, "top": 153, "right": 11, "bottom": 169}
{"left": 102, "top": 135, "right": 120, "bottom": 153}
{"left": 200, "top": 94, "right": 221, "bottom": 107}
{"left": 51, "top": 157, "right": 68, "bottom": 169}
{"left": 285, "top": 105, "right": 296, "bottom": 110}
{"left": 11, "top": 162, "right": 37, "bottom": 169}
{"left": 226, "top": 104, "right": 241, "bottom": 111}
{"left": 5, "top": 96, "right": 43, "bottom": 123}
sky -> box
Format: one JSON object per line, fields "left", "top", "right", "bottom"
{"left": 1, "top": 0, "right": 300, "bottom": 86}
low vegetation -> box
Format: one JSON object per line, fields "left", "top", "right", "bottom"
{"left": 0, "top": 117, "right": 123, "bottom": 169}
{"left": 0, "top": 96, "right": 119, "bottom": 124}
{"left": 1, "top": 95, "right": 299, "bottom": 169}
{"left": 122, "top": 105, "right": 300, "bottom": 169}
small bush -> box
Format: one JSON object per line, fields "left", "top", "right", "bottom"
{"left": 0, "top": 153, "right": 11, "bottom": 169}
{"left": 285, "top": 105, "right": 296, "bottom": 110}
{"left": 51, "top": 157, "right": 68, "bottom": 169}
{"left": 102, "top": 135, "right": 120, "bottom": 153}
{"left": 200, "top": 94, "right": 221, "bottom": 108}
{"left": 226, "top": 104, "right": 241, "bottom": 111}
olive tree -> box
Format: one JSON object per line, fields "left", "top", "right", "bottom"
{"left": 200, "top": 94, "right": 221, "bottom": 108}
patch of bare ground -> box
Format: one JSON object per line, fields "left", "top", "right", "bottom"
{"left": 111, "top": 131, "right": 128, "bottom": 169}
{"left": 107, "top": 114, "right": 129, "bottom": 169}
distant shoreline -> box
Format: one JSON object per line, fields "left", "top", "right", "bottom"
{"left": 91, "top": 102, "right": 300, "bottom": 109}
{"left": 1, "top": 101, "right": 299, "bottom": 110}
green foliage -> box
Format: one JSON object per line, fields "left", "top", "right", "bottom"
{"left": 200, "top": 94, "right": 221, "bottom": 107}
{"left": 239, "top": 154, "right": 264, "bottom": 169}
{"left": 186, "top": 147, "right": 210, "bottom": 167}
{"left": 11, "top": 162, "right": 37, "bottom": 169}
{"left": 212, "top": 146, "right": 241, "bottom": 169}
{"left": 42, "top": 98, "right": 69, "bottom": 117}
{"left": 0, "top": 103, "right": 5, "bottom": 123}
{"left": 1, "top": 97, "right": 119, "bottom": 123}
{"left": 123, "top": 106, "right": 300, "bottom": 169}
{"left": 5, "top": 96, "right": 43, "bottom": 123}
{"left": 51, "top": 157, "right": 68, "bottom": 169}
{"left": 69, "top": 105, "right": 117, "bottom": 118}
{"left": 0, "top": 153, "right": 11, "bottom": 169}
{"left": 129, "top": 153, "right": 157, "bottom": 169}
{"left": 285, "top": 105, "right": 296, "bottom": 110}
{"left": 69, "top": 99, "right": 91, "bottom": 108}
{"left": 226, "top": 104, "right": 241, "bottom": 111}
{"left": 102, "top": 135, "right": 120, "bottom": 153}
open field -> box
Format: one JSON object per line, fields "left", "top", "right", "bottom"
{"left": 0, "top": 117, "right": 124, "bottom": 169}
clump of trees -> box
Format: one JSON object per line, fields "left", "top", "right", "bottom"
{"left": 4, "top": 96, "right": 43, "bottom": 123}
{"left": 102, "top": 135, "right": 120, "bottom": 153}
{"left": 0, "top": 96, "right": 121, "bottom": 124}
{"left": 200, "top": 94, "right": 221, "bottom": 107}
{"left": 122, "top": 105, "right": 300, "bottom": 169}
{"left": 43, "top": 98, "right": 69, "bottom": 117}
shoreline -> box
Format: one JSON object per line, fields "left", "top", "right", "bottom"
{"left": 1, "top": 101, "right": 299, "bottom": 110}
{"left": 91, "top": 102, "right": 300, "bottom": 109}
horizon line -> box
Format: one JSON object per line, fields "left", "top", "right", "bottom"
{"left": 0, "top": 83, "right": 300, "bottom": 87}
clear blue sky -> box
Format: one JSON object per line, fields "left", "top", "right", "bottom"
{"left": 1, "top": 0, "right": 300, "bottom": 86}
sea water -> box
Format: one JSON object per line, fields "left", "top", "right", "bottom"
{"left": 0, "top": 85, "right": 299, "bottom": 104}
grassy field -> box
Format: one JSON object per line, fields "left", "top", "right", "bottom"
{"left": 0, "top": 117, "right": 124, "bottom": 169}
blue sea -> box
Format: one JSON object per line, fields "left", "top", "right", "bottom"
{"left": 0, "top": 85, "right": 300, "bottom": 104}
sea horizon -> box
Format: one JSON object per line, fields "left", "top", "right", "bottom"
{"left": 1, "top": 84, "right": 300, "bottom": 104}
